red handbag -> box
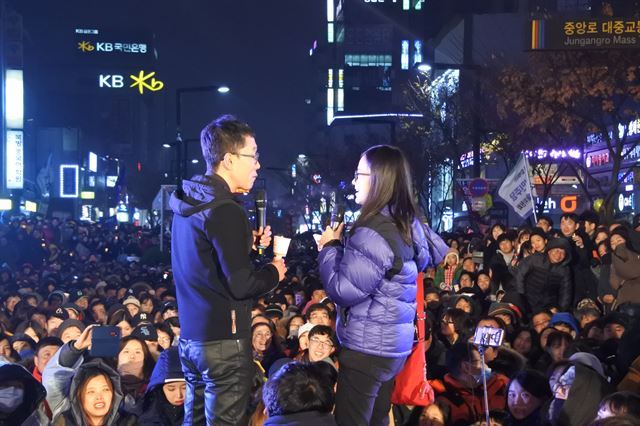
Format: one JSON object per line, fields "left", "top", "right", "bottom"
{"left": 391, "top": 272, "right": 435, "bottom": 406}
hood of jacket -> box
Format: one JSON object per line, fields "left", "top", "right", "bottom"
{"left": 146, "top": 347, "right": 184, "bottom": 394}
{"left": 0, "top": 358, "right": 46, "bottom": 425}
{"left": 545, "top": 238, "right": 573, "bottom": 266}
{"left": 169, "top": 174, "right": 234, "bottom": 217}
{"left": 67, "top": 358, "right": 124, "bottom": 425}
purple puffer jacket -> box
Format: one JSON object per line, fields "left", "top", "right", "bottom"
{"left": 318, "top": 217, "right": 431, "bottom": 358}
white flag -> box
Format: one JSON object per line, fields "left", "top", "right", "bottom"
{"left": 497, "top": 155, "right": 534, "bottom": 219}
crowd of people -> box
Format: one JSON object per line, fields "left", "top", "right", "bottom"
{"left": 1, "top": 116, "right": 640, "bottom": 425}
{"left": 1, "top": 208, "right": 639, "bottom": 426}
{"left": 1, "top": 210, "right": 639, "bottom": 426}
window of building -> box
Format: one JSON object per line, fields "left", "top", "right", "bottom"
{"left": 401, "top": 40, "right": 409, "bottom": 70}
{"left": 344, "top": 54, "right": 392, "bottom": 67}
{"left": 413, "top": 40, "right": 423, "bottom": 65}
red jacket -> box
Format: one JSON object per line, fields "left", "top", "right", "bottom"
{"left": 436, "top": 373, "right": 509, "bottom": 426}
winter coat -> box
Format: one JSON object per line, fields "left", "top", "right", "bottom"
{"left": 42, "top": 343, "right": 136, "bottom": 426}
{"left": 137, "top": 356, "right": 185, "bottom": 426}
{"left": 170, "top": 174, "right": 279, "bottom": 341}
{"left": 490, "top": 250, "right": 517, "bottom": 292}
{"left": 434, "top": 263, "right": 462, "bottom": 291}
{"left": 610, "top": 244, "right": 640, "bottom": 307}
{"left": 563, "top": 232, "right": 599, "bottom": 305}
{"left": 483, "top": 239, "right": 500, "bottom": 270}
{"left": 318, "top": 213, "right": 430, "bottom": 358}
{"left": 515, "top": 238, "right": 573, "bottom": 313}
{"left": 435, "top": 372, "right": 509, "bottom": 426}
{"left": 0, "top": 358, "right": 49, "bottom": 426}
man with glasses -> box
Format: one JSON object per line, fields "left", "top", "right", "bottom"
{"left": 170, "top": 114, "right": 286, "bottom": 425}
{"left": 293, "top": 325, "right": 338, "bottom": 365}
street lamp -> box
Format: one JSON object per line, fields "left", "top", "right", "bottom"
{"left": 416, "top": 63, "right": 432, "bottom": 73}
{"left": 175, "top": 85, "right": 230, "bottom": 189}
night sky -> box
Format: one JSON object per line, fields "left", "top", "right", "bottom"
{"left": 11, "top": 0, "right": 324, "bottom": 175}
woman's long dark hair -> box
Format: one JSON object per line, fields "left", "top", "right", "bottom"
{"left": 118, "top": 335, "right": 155, "bottom": 380}
{"left": 353, "top": 145, "right": 418, "bottom": 244}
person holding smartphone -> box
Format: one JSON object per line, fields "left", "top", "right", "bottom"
{"left": 42, "top": 325, "right": 137, "bottom": 425}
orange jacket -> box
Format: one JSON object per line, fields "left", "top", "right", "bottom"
{"left": 435, "top": 373, "right": 509, "bottom": 426}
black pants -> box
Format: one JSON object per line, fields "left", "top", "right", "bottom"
{"left": 335, "top": 348, "right": 407, "bottom": 426}
{"left": 179, "top": 338, "right": 253, "bottom": 426}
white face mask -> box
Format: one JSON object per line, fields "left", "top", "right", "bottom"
{"left": 0, "top": 386, "right": 25, "bottom": 412}
{"left": 472, "top": 366, "right": 492, "bottom": 385}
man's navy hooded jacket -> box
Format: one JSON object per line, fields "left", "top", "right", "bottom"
{"left": 170, "top": 174, "right": 279, "bottom": 341}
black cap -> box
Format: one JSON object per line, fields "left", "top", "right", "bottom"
{"left": 62, "top": 302, "right": 83, "bottom": 315}
{"left": 68, "top": 288, "right": 87, "bottom": 303}
{"left": 133, "top": 312, "right": 152, "bottom": 327}
{"left": 265, "top": 304, "right": 284, "bottom": 319}
{"left": 55, "top": 319, "right": 86, "bottom": 339}
{"left": 132, "top": 324, "right": 158, "bottom": 341}
{"left": 49, "top": 306, "right": 69, "bottom": 321}
{"left": 160, "top": 301, "right": 177, "bottom": 314}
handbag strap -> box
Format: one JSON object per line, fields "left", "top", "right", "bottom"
{"left": 416, "top": 272, "right": 425, "bottom": 342}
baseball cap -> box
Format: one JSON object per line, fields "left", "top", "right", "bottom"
{"left": 132, "top": 324, "right": 158, "bottom": 341}
{"left": 297, "top": 322, "right": 315, "bottom": 338}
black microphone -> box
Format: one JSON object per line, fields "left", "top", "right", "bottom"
{"left": 330, "top": 204, "right": 345, "bottom": 231}
{"left": 255, "top": 190, "right": 267, "bottom": 254}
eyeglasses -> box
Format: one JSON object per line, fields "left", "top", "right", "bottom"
{"left": 233, "top": 152, "right": 260, "bottom": 163}
{"left": 309, "top": 337, "right": 334, "bottom": 349}
{"left": 353, "top": 171, "right": 370, "bottom": 181}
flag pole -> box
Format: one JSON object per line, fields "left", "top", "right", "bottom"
{"left": 522, "top": 152, "right": 538, "bottom": 223}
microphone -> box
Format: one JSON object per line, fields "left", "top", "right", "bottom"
{"left": 330, "top": 204, "right": 345, "bottom": 231}
{"left": 255, "top": 190, "right": 267, "bottom": 254}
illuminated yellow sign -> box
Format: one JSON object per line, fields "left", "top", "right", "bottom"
{"left": 563, "top": 20, "right": 639, "bottom": 37}
{"left": 98, "top": 71, "right": 164, "bottom": 94}
{"left": 130, "top": 71, "right": 164, "bottom": 94}
{"left": 78, "top": 41, "right": 147, "bottom": 54}
{"left": 530, "top": 18, "right": 640, "bottom": 50}
{"left": 78, "top": 41, "right": 95, "bottom": 52}
{"left": 25, "top": 201, "right": 37, "bottom": 212}
{"left": 81, "top": 191, "right": 96, "bottom": 200}
{"left": 0, "top": 199, "right": 12, "bottom": 211}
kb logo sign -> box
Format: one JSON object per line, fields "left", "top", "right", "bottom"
{"left": 98, "top": 71, "right": 164, "bottom": 94}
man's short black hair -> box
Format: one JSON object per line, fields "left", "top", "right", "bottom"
{"left": 200, "top": 114, "right": 255, "bottom": 170}
{"left": 308, "top": 324, "right": 337, "bottom": 348}
{"left": 306, "top": 303, "right": 331, "bottom": 321}
{"left": 560, "top": 213, "right": 579, "bottom": 224}
{"left": 445, "top": 342, "right": 478, "bottom": 376}
{"left": 35, "top": 336, "right": 63, "bottom": 356}
{"left": 262, "top": 361, "right": 336, "bottom": 416}
{"left": 580, "top": 210, "right": 600, "bottom": 227}
{"left": 538, "top": 215, "right": 554, "bottom": 228}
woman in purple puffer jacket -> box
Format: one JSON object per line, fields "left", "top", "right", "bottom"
{"left": 317, "top": 145, "right": 431, "bottom": 426}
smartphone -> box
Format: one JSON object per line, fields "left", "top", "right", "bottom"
{"left": 90, "top": 326, "right": 121, "bottom": 358}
